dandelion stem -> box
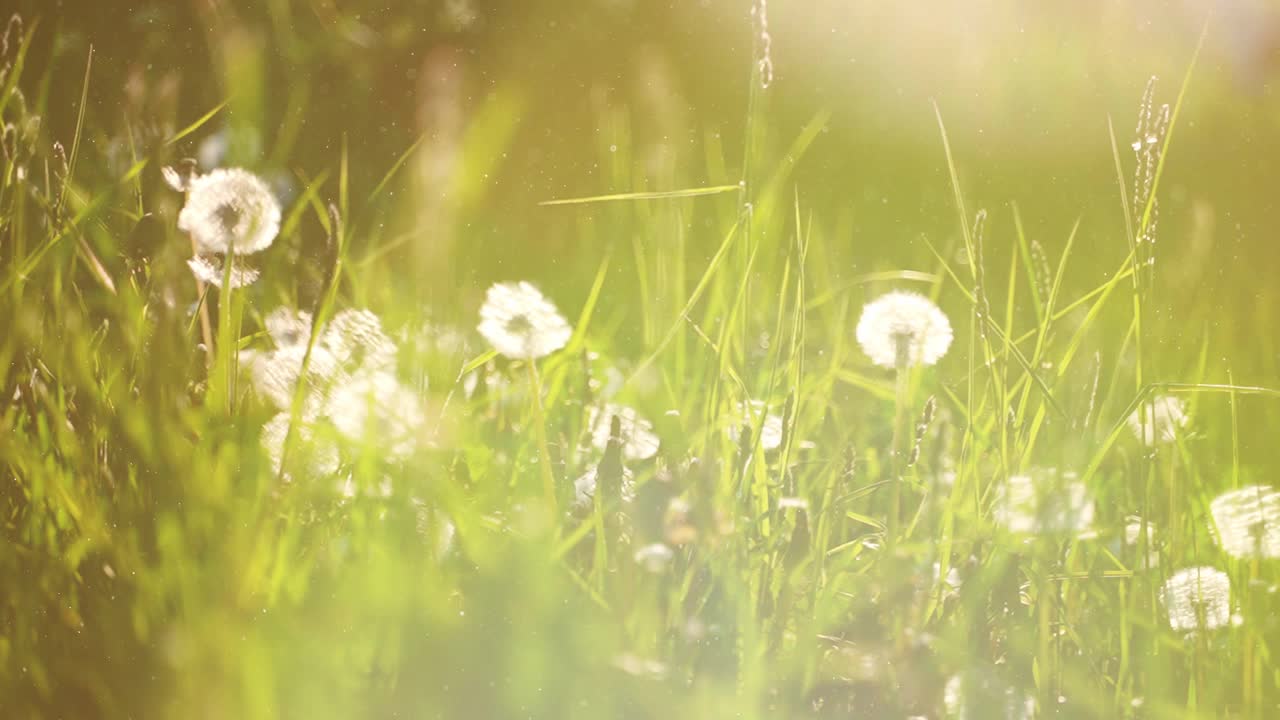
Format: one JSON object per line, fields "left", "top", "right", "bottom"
{"left": 526, "top": 360, "right": 558, "bottom": 518}
{"left": 889, "top": 335, "right": 910, "bottom": 548}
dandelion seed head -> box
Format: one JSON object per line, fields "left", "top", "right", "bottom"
{"left": 260, "top": 412, "right": 340, "bottom": 481}
{"left": 1124, "top": 516, "right": 1161, "bottom": 567}
{"left": 323, "top": 308, "right": 399, "bottom": 372}
{"left": 855, "top": 291, "right": 953, "bottom": 368}
{"left": 1210, "top": 485, "right": 1280, "bottom": 558}
{"left": 1126, "top": 395, "right": 1188, "bottom": 445}
{"left": 943, "top": 673, "right": 1036, "bottom": 720}
{"left": 587, "top": 403, "right": 660, "bottom": 461}
{"left": 245, "top": 342, "right": 343, "bottom": 417}
{"left": 726, "top": 400, "right": 784, "bottom": 451}
{"left": 477, "top": 281, "right": 572, "bottom": 360}
{"left": 264, "top": 307, "right": 313, "bottom": 348}
{"left": 993, "top": 469, "right": 1094, "bottom": 536}
{"left": 328, "top": 368, "right": 425, "bottom": 460}
{"left": 572, "top": 465, "right": 635, "bottom": 511}
{"left": 186, "top": 254, "right": 259, "bottom": 288}
{"left": 633, "top": 543, "right": 675, "bottom": 572}
{"left": 1162, "top": 566, "right": 1232, "bottom": 632}
{"left": 177, "top": 168, "right": 281, "bottom": 255}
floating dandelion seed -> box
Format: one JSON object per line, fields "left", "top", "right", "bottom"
{"left": 855, "top": 291, "right": 953, "bottom": 369}
{"left": 177, "top": 168, "right": 281, "bottom": 255}
{"left": 587, "top": 403, "right": 660, "bottom": 461}
{"left": 186, "top": 254, "right": 260, "bottom": 288}
{"left": 1209, "top": 485, "right": 1280, "bottom": 558}
{"left": 572, "top": 465, "right": 636, "bottom": 511}
{"left": 328, "top": 368, "right": 425, "bottom": 459}
{"left": 993, "top": 469, "right": 1094, "bottom": 536}
{"left": 477, "top": 281, "right": 573, "bottom": 360}
{"left": 1162, "top": 566, "right": 1232, "bottom": 632}
{"left": 726, "top": 400, "right": 784, "bottom": 451}
{"left": 1126, "top": 394, "right": 1188, "bottom": 445}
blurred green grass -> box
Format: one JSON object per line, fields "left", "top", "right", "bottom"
{"left": 4, "top": 1, "right": 1280, "bottom": 718}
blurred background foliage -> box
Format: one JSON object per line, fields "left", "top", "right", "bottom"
{"left": 5, "top": 0, "right": 1280, "bottom": 717}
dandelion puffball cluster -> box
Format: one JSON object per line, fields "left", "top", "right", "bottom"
{"left": 992, "top": 469, "right": 1095, "bottom": 536}
{"left": 1161, "top": 566, "right": 1232, "bottom": 632}
{"left": 726, "top": 400, "right": 784, "bottom": 452}
{"left": 1209, "top": 485, "right": 1280, "bottom": 558}
{"left": 477, "top": 281, "right": 573, "bottom": 360}
{"left": 170, "top": 166, "right": 281, "bottom": 289}
{"left": 249, "top": 307, "right": 424, "bottom": 479}
{"left": 586, "top": 403, "right": 660, "bottom": 462}
{"left": 1126, "top": 394, "right": 1188, "bottom": 446}
{"left": 856, "top": 290, "right": 953, "bottom": 369}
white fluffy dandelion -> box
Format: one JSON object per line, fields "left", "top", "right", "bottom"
{"left": 322, "top": 308, "right": 399, "bottom": 373}
{"left": 855, "top": 291, "right": 953, "bottom": 369}
{"left": 247, "top": 306, "right": 428, "bottom": 470}
{"left": 633, "top": 543, "right": 675, "bottom": 573}
{"left": 993, "top": 469, "right": 1094, "bottom": 536}
{"left": 243, "top": 343, "right": 344, "bottom": 419}
{"left": 260, "top": 412, "right": 340, "bottom": 480}
{"left": 1126, "top": 395, "right": 1188, "bottom": 445}
{"left": 328, "top": 368, "right": 426, "bottom": 460}
{"left": 177, "top": 168, "right": 281, "bottom": 255}
{"left": 572, "top": 465, "right": 635, "bottom": 511}
{"left": 726, "top": 400, "right": 785, "bottom": 451}
{"left": 1124, "top": 516, "right": 1161, "bottom": 568}
{"left": 264, "top": 307, "right": 313, "bottom": 348}
{"left": 477, "top": 281, "right": 573, "bottom": 360}
{"left": 186, "top": 254, "right": 260, "bottom": 288}
{"left": 943, "top": 673, "right": 1036, "bottom": 720}
{"left": 587, "top": 403, "right": 660, "bottom": 461}
{"left": 1209, "top": 485, "right": 1280, "bottom": 558}
{"left": 1162, "top": 566, "right": 1232, "bottom": 632}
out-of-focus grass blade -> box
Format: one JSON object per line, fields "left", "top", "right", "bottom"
{"left": 539, "top": 184, "right": 741, "bottom": 206}
{"left": 459, "top": 350, "right": 498, "bottom": 376}
{"left": 164, "top": 99, "right": 229, "bottom": 147}
{"left": 365, "top": 132, "right": 427, "bottom": 207}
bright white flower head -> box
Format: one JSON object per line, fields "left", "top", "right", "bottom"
{"left": 587, "top": 403, "right": 660, "bottom": 461}
{"left": 1162, "top": 566, "right": 1232, "bottom": 632}
{"left": 993, "top": 469, "right": 1094, "bottom": 536}
{"left": 944, "top": 673, "right": 1036, "bottom": 720}
{"left": 572, "top": 465, "right": 635, "bottom": 511}
{"left": 1126, "top": 395, "right": 1188, "bottom": 445}
{"left": 1209, "top": 485, "right": 1280, "bottom": 558}
{"left": 328, "top": 368, "right": 425, "bottom": 460}
{"left": 244, "top": 342, "right": 344, "bottom": 419}
{"left": 856, "top": 290, "right": 953, "bottom": 369}
{"left": 477, "top": 281, "right": 573, "bottom": 360}
{"left": 726, "top": 400, "right": 784, "bottom": 451}
{"left": 633, "top": 543, "right": 675, "bottom": 573}
{"left": 259, "top": 412, "right": 340, "bottom": 481}
{"left": 177, "top": 168, "right": 281, "bottom": 255}
{"left": 323, "top": 308, "right": 399, "bottom": 372}
{"left": 186, "top": 254, "right": 260, "bottom": 288}
{"left": 264, "top": 307, "right": 314, "bottom": 348}
{"left": 1124, "top": 516, "right": 1161, "bottom": 567}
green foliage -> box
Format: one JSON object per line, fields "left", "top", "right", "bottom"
{"left": 3, "top": 5, "right": 1280, "bottom": 719}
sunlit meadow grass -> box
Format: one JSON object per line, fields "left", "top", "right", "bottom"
{"left": 4, "top": 9, "right": 1280, "bottom": 720}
